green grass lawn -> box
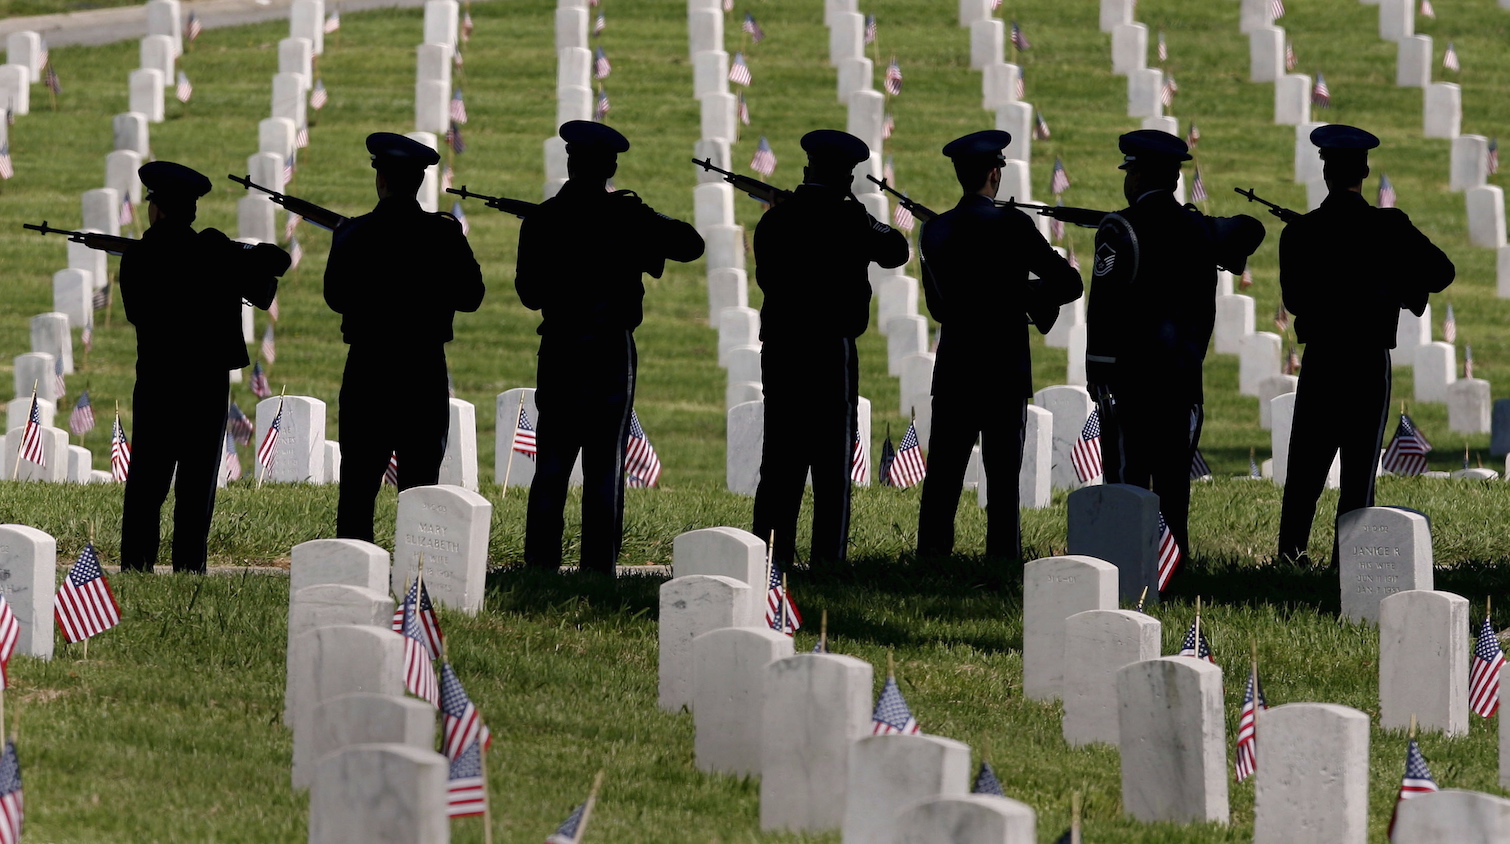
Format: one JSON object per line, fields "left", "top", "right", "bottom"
{"left": 3, "top": 0, "right": 1510, "bottom": 840}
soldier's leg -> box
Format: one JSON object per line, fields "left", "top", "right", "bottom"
{"left": 980, "top": 400, "right": 1027, "bottom": 560}
{"left": 1277, "top": 361, "right": 1344, "bottom": 561}
{"left": 168, "top": 383, "right": 230, "bottom": 574}
{"left": 395, "top": 352, "right": 450, "bottom": 491}
{"left": 752, "top": 346, "right": 814, "bottom": 567}
{"left": 917, "top": 395, "right": 976, "bottom": 557}
{"left": 809, "top": 340, "right": 858, "bottom": 567}
{"left": 1336, "top": 350, "right": 1391, "bottom": 518}
{"left": 578, "top": 337, "right": 635, "bottom": 575}
{"left": 1095, "top": 389, "right": 1135, "bottom": 486}
{"left": 336, "top": 350, "right": 395, "bottom": 543}
{"left": 120, "top": 380, "right": 176, "bottom": 571}
{"left": 524, "top": 389, "right": 583, "bottom": 572}
{"left": 1150, "top": 403, "right": 1198, "bottom": 558}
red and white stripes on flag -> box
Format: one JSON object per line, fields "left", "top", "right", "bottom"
{"left": 260, "top": 324, "right": 276, "bottom": 364}
{"left": 256, "top": 398, "right": 284, "bottom": 475}
{"left": 53, "top": 543, "right": 121, "bottom": 644}
{"left": 1443, "top": 302, "right": 1456, "bottom": 344}
{"left": 887, "top": 419, "right": 926, "bottom": 488}
{"left": 750, "top": 136, "right": 777, "bottom": 177}
{"left": 446, "top": 739, "right": 487, "bottom": 817}
{"left": 17, "top": 393, "right": 44, "bottom": 468}
{"left": 110, "top": 412, "right": 131, "bottom": 481}
{"left": 1156, "top": 512, "right": 1182, "bottom": 591}
{"left": 1443, "top": 40, "right": 1459, "bottom": 72}
{"left": 399, "top": 585, "right": 439, "bottom": 706}
{"left": 1269, "top": 0, "right": 1285, "bottom": 19}
{"left": 1378, "top": 173, "right": 1397, "bottom": 209}
{"left": 1470, "top": 614, "right": 1505, "bottom": 718}
{"left": 1382, "top": 413, "right": 1432, "bottom": 475}
{"left": 850, "top": 429, "right": 868, "bottom": 484}
{"left": 440, "top": 662, "right": 492, "bottom": 761}
{"left": 0, "top": 595, "right": 18, "bottom": 689}
{"left": 0, "top": 740, "right": 20, "bottom": 844}
{"left": 1071, "top": 409, "right": 1102, "bottom": 482}
{"left": 884, "top": 57, "right": 903, "bottom": 96}
{"left": 764, "top": 558, "right": 802, "bottom": 636}
{"left": 1234, "top": 666, "right": 1266, "bottom": 782}
{"left": 310, "top": 79, "right": 328, "bottom": 110}
{"left": 324, "top": 10, "right": 340, "bottom": 33}
{"left": 1160, "top": 74, "right": 1178, "bottom": 107}
{"left": 176, "top": 71, "right": 192, "bottom": 103}
{"left": 383, "top": 451, "right": 399, "bottom": 486}
{"left": 1049, "top": 157, "right": 1070, "bottom": 196}
{"left": 391, "top": 577, "right": 445, "bottom": 659}
{"left": 450, "top": 88, "right": 467, "bottom": 124}
{"left": 511, "top": 403, "right": 538, "bottom": 459}
{"left": 1189, "top": 166, "right": 1208, "bottom": 203}
{"left": 729, "top": 52, "right": 752, "bottom": 86}
{"left": 1312, "top": 73, "right": 1330, "bottom": 109}
{"left": 69, "top": 391, "right": 95, "bottom": 438}
{"left": 625, "top": 410, "right": 662, "bottom": 488}
{"left": 1420, "top": 0, "right": 1437, "bottom": 19}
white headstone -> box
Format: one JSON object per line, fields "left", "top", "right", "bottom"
{"left": 1255, "top": 375, "right": 1296, "bottom": 430}
{"left": 1034, "top": 385, "right": 1092, "bottom": 490}
{"left": 704, "top": 224, "right": 745, "bottom": 272}
{"left": 1379, "top": 0, "right": 1415, "bottom": 41}
{"left": 1397, "top": 35, "right": 1432, "bottom": 88}
{"left": 658, "top": 574, "right": 753, "bottom": 712}
{"left": 693, "top": 50, "right": 730, "bottom": 100}
{"left": 1395, "top": 305, "right": 1432, "bottom": 366}
{"left": 1425, "top": 82, "right": 1461, "bottom": 139}
{"left": 1215, "top": 294, "right": 1255, "bottom": 354}
{"left": 673, "top": 526, "right": 767, "bottom": 622}
{"left": 1467, "top": 185, "right": 1507, "bottom": 248}
{"left": 694, "top": 182, "right": 735, "bottom": 233}
{"left": 291, "top": 0, "right": 326, "bottom": 55}
{"left": 832, "top": 12, "right": 865, "bottom": 66}
{"left": 717, "top": 306, "right": 759, "bottom": 365}
{"left": 238, "top": 196, "right": 277, "bottom": 243}
{"left": 414, "top": 79, "right": 448, "bottom": 134}
{"left": 272, "top": 72, "right": 308, "bottom": 128}
{"left": 14, "top": 352, "right": 57, "bottom": 403}
{"left": 254, "top": 396, "right": 326, "bottom": 483}
{"left": 847, "top": 90, "right": 885, "bottom": 157}
{"left": 726, "top": 345, "right": 762, "bottom": 388}
{"left": 558, "top": 46, "right": 591, "bottom": 91}
{"left": 837, "top": 57, "right": 873, "bottom": 102}
{"left": 708, "top": 269, "right": 748, "bottom": 326}
{"left": 81, "top": 188, "right": 122, "bottom": 238}
{"left": 727, "top": 399, "right": 763, "bottom": 495}
{"left": 1451, "top": 135, "right": 1489, "bottom": 192}
{"left": 1275, "top": 74, "right": 1311, "bottom": 125}
{"left": 1239, "top": 331, "right": 1282, "bottom": 396}
{"left": 1, "top": 425, "right": 67, "bottom": 482}
{"left": 30, "top": 313, "right": 72, "bottom": 375}
{"left": 1380, "top": 588, "right": 1469, "bottom": 735}
{"left": 288, "top": 625, "right": 405, "bottom": 783}
{"left": 5, "top": 397, "right": 54, "bottom": 430}
{"left": 1112, "top": 24, "right": 1147, "bottom": 77}
{"left": 129, "top": 68, "right": 166, "bottom": 122}
{"left": 277, "top": 39, "right": 314, "bottom": 92}
{"left": 897, "top": 795, "right": 1037, "bottom": 844}
{"left": 1252, "top": 703, "right": 1371, "bottom": 844}
{"left": 106, "top": 149, "right": 144, "bottom": 205}
{"left": 1017, "top": 404, "right": 1052, "bottom": 509}
{"left": 311, "top": 693, "right": 436, "bottom": 777}
{"left": 52, "top": 271, "right": 91, "bottom": 329}
{"left": 291, "top": 538, "right": 389, "bottom": 595}
{"left": 1128, "top": 68, "right": 1163, "bottom": 118}
{"left": 1447, "top": 378, "right": 1491, "bottom": 434}
{"left": 876, "top": 276, "right": 919, "bottom": 335}
{"left": 761, "top": 654, "right": 873, "bottom": 832}
{"left": 1067, "top": 323, "right": 1087, "bottom": 386}
{"left": 113, "top": 112, "right": 149, "bottom": 155}
{"left": 1066, "top": 484, "right": 1161, "bottom": 605}
{"left": 1414, "top": 341, "right": 1456, "bottom": 402}
{"left": 323, "top": 441, "right": 341, "bottom": 483}
{"left": 403, "top": 132, "right": 440, "bottom": 213}
{"left": 66, "top": 446, "right": 90, "bottom": 483}
{"left": 5, "top": 32, "right": 41, "bottom": 83}
{"left": 887, "top": 315, "right": 928, "bottom": 377}
{"left": 1394, "top": 790, "right": 1510, "bottom": 843}
{"left": 1063, "top": 609, "right": 1159, "bottom": 746}
{"left": 423, "top": 0, "right": 460, "bottom": 49}
{"left": 969, "top": 18, "right": 1003, "bottom": 70}
{"left": 0, "top": 524, "right": 56, "bottom": 659}
{"left": 139, "top": 35, "right": 174, "bottom": 84}
{"left": 1100, "top": 0, "right": 1133, "bottom": 31}
{"left": 415, "top": 43, "right": 451, "bottom": 91}
{"left": 996, "top": 104, "right": 1033, "bottom": 163}
{"left": 1337, "top": 506, "right": 1434, "bottom": 624}
{"left": 1117, "top": 657, "right": 1229, "bottom": 823}
{"left": 1250, "top": 27, "right": 1284, "bottom": 82}
{"left": 693, "top": 138, "right": 731, "bottom": 184}
{"left": 436, "top": 398, "right": 478, "bottom": 491}
{"left": 557, "top": 6, "right": 589, "bottom": 52}
{"left": 0, "top": 66, "right": 26, "bottom": 117}
{"left": 1023, "top": 555, "right": 1117, "bottom": 701}
{"left": 700, "top": 91, "right": 737, "bottom": 143}
{"left": 393, "top": 484, "right": 491, "bottom": 614}
{"left": 687, "top": 8, "right": 721, "bottom": 56}
{"left": 1295, "top": 122, "right": 1327, "bottom": 184}
{"left": 1240, "top": 0, "right": 1274, "bottom": 31}
{"left": 982, "top": 62, "right": 1020, "bottom": 110}
{"left": 900, "top": 354, "right": 936, "bottom": 443}
{"left": 259, "top": 117, "right": 297, "bottom": 160}
{"left": 693, "top": 626, "right": 793, "bottom": 775}
{"left": 843, "top": 734, "right": 971, "bottom": 844}
{"left": 308, "top": 744, "right": 449, "bottom": 844}
{"left": 958, "top": 0, "right": 990, "bottom": 27}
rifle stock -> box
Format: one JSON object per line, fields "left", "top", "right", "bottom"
{"left": 691, "top": 157, "right": 792, "bottom": 205}
{"left": 865, "top": 176, "right": 937, "bottom": 222}
{"left": 24, "top": 222, "right": 138, "bottom": 255}
{"left": 996, "top": 197, "right": 1107, "bottom": 228}
{"left": 446, "top": 186, "right": 537, "bottom": 219}
{"left": 228, "top": 174, "right": 348, "bottom": 230}
{"left": 1234, "top": 187, "right": 1302, "bottom": 224}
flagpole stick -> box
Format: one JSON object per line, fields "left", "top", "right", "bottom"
{"left": 481, "top": 741, "right": 494, "bottom": 844}
{"left": 258, "top": 388, "right": 287, "bottom": 490}
{"left": 1193, "top": 595, "right": 1202, "bottom": 654}
{"left": 781, "top": 573, "right": 790, "bottom": 633}
{"left": 574, "top": 770, "right": 606, "bottom": 842}
{"left": 1409, "top": 712, "right": 1416, "bottom": 740}
{"left": 500, "top": 400, "right": 524, "bottom": 500}
{"left": 1071, "top": 791, "right": 1082, "bottom": 844}
{"left": 12, "top": 384, "right": 36, "bottom": 480}
{"left": 820, "top": 608, "right": 828, "bottom": 652}
{"left": 887, "top": 648, "right": 895, "bottom": 681}
{"left": 1135, "top": 585, "right": 1148, "bottom": 613}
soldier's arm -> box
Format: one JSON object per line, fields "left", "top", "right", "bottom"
{"left": 648, "top": 207, "right": 705, "bottom": 264}
{"left": 445, "top": 221, "right": 485, "bottom": 314}
{"left": 323, "top": 225, "right": 358, "bottom": 314}
{"left": 1277, "top": 221, "right": 1310, "bottom": 316}
{"left": 1084, "top": 217, "right": 1135, "bottom": 385}
{"left": 207, "top": 230, "right": 288, "bottom": 310}
{"left": 1389, "top": 211, "right": 1456, "bottom": 296}
{"left": 1021, "top": 216, "right": 1084, "bottom": 307}
{"left": 513, "top": 214, "right": 550, "bottom": 312}
{"left": 917, "top": 226, "right": 948, "bottom": 323}
{"left": 862, "top": 206, "right": 910, "bottom": 269}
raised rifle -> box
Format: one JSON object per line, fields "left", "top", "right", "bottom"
{"left": 866, "top": 176, "right": 937, "bottom": 222}
{"left": 445, "top": 185, "right": 537, "bottom": 219}
{"left": 23, "top": 222, "right": 138, "bottom": 255}
{"left": 228, "top": 174, "right": 349, "bottom": 230}
{"left": 691, "top": 158, "right": 793, "bottom": 205}
{"left": 1234, "top": 187, "right": 1302, "bottom": 224}
{"left": 994, "top": 197, "right": 1108, "bottom": 228}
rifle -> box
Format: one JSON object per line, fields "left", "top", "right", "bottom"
{"left": 228, "top": 175, "right": 349, "bottom": 231}
{"left": 445, "top": 185, "right": 537, "bottom": 220}
{"left": 691, "top": 158, "right": 793, "bottom": 205}
{"left": 1234, "top": 187, "right": 1302, "bottom": 224}
{"left": 995, "top": 197, "right": 1108, "bottom": 228}
{"left": 23, "top": 222, "right": 138, "bottom": 255}
{"left": 866, "top": 176, "right": 937, "bottom": 222}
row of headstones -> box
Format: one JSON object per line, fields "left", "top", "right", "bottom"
{"left": 4, "top": 350, "right": 109, "bottom": 483}
{"left": 238, "top": 0, "right": 321, "bottom": 245}
{"left": 550, "top": 0, "right": 598, "bottom": 199}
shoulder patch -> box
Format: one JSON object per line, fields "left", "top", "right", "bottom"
{"left": 872, "top": 220, "right": 893, "bottom": 234}
{"left": 1093, "top": 242, "right": 1117, "bottom": 277}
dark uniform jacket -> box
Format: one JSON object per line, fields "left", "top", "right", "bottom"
{"left": 753, "top": 183, "right": 910, "bottom": 341}
{"left": 1280, "top": 191, "right": 1454, "bottom": 349}
{"left": 1086, "top": 190, "right": 1265, "bottom": 404}
{"left": 515, "top": 181, "right": 704, "bottom": 338}
{"left": 325, "top": 196, "right": 485, "bottom": 346}
{"left": 921, "top": 194, "right": 1083, "bottom": 398}
{"left": 120, "top": 221, "right": 285, "bottom": 373}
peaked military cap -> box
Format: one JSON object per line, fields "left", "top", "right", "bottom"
{"left": 138, "top": 161, "right": 212, "bottom": 202}
{"left": 1310, "top": 124, "right": 1380, "bottom": 158}
{"left": 366, "top": 132, "right": 441, "bottom": 170}
{"left": 560, "top": 120, "right": 630, "bottom": 155}
{"left": 942, "top": 130, "right": 1012, "bottom": 167}
{"left": 1117, "top": 129, "right": 1193, "bottom": 170}
{"left": 800, "top": 129, "right": 870, "bottom": 169}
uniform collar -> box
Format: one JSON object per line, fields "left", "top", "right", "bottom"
{"left": 1135, "top": 188, "right": 1177, "bottom": 205}
{"left": 377, "top": 195, "right": 423, "bottom": 212}
{"left": 1321, "top": 190, "right": 1370, "bottom": 209}
{"left": 958, "top": 193, "right": 996, "bottom": 208}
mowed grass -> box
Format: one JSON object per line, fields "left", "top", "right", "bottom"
{"left": 2, "top": 0, "right": 1510, "bottom": 841}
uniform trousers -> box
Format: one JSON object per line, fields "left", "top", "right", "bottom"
{"left": 752, "top": 337, "right": 858, "bottom": 568}
{"left": 917, "top": 397, "right": 1027, "bottom": 558}
{"left": 336, "top": 345, "right": 450, "bottom": 543}
{"left": 1097, "top": 389, "right": 1203, "bottom": 559}
{"left": 120, "top": 371, "right": 229, "bottom": 573}
{"left": 525, "top": 331, "right": 636, "bottom": 574}
{"left": 1277, "top": 347, "right": 1392, "bottom": 562}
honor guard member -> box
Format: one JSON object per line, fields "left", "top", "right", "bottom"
{"left": 1276, "top": 125, "right": 1454, "bottom": 565}
{"left": 119, "top": 162, "right": 291, "bottom": 572}
{"left": 751, "top": 129, "right": 910, "bottom": 568}
{"left": 326, "top": 132, "right": 484, "bottom": 542}
{"left": 917, "top": 130, "right": 1082, "bottom": 559}
{"left": 515, "top": 121, "right": 704, "bottom": 575}
{"left": 1085, "top": 130, "right": 1265, "bottom": 560}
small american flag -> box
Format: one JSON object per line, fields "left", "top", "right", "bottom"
{"left": 0, "top": 595, "right": 17, "bottom": 689}
{"left": 877, "top": 432, "right": 895, "bottom": 486}
{"left": 1190, "top": 449, "right": 1211, "bottom": 480}
{"left": 729, "top": 52, "right": 752, "bottom": 86}
{"left": 440, "top": 662, "right": 492, "bottom": 760}
{"left": 285, "top": 212, "right": 302, "bottom": 241}
{"left": 972, "top": 761, "right": 1004, "bottom": 796}
{"left": 228, "top": 402, "right": 254, "bottom": 445}
{"left": 764, "top": 558, "right": 802, "bottom": 636}
{"left": 1285, "top": 345, "right": 1300, "bottom": 375}
{"left": 1156, "top": 512, "right": 1182, "bottom": 591}
{"left": 323, "top": 10, "right": 340, "bottom": 33}
{"left": 81, "top": 318, "right": 92, "bottom": 352}
{"left": 737, "top": 93, "right": 749, "bottom": 126}
{"left": 1490, "top": 138, "right": 1500, "bottom": 175}
{"left": 120, "top": 197, "right": 134, "bottom": 227}
{"left": 222, "top": 433, "right": 242, "bottom": 482}
{"left": 892, "top": 196, "right": 915, "bottom": 234}
{"left": 399, "top": 585, "right": 439, "bottom": 706}
{"left": 1443, "top": 303, "right": 1456, "bottom": 344}
{"left": 721, "top": 0, "right": 732, "bottom": 11}
{"left": 1177, "top": 616, "right": 1213, "bottom": 662}
{"left": 884, "top": 57, "right": 903, "bottom": 96}
{"left": 1015, "top": 69, "right": 1025, "bottom": 100}
{"left": 1443, "top": 41, "right": 1459, "bottom": 72}
{"left": 450, "top": 88, "right": 467, "bottom": 124}
{"left": 1160, "top": 74, "right": 1178, "bottom": 107}
{"left": 1234, "top": 666, "right": 1266, "bottom": 782}
{"left": 547, "top": 803, "right": 586, "bottom": 844}
{"left": 1010, "top": 20, "right": 1031, "bottom": 52}
{"left": 1033, "top": 110, "right": 1051, "bottom": 140}
{"left": 595, "top": 88, "right": 610, "bottom": 122}
{"left": 1465, "top": 345, "right": 1474, "bottom": 379}
{"left": 1379, "top": 173, "right": 1397, "bottom": 208}
{"left": 1050, "top": 204, "right": 1064, "bottom": 243}
{"left": 1269, "top": 0, "right": 1285, "bottom": 19}
{"left": 1284, "top": 39, "right": 1297, "bottom": 71}
{"left": 185, "top": 11, "right": 202, "bottom": 42}
{"left": 1250, "top": 449, "right": 1261, "bottom": 478}
{"left": 1274, "top": 303, "right": 1289, "bottom": 333}
{"left": 110, "top": 413, "right": 131, "bottom": 481}
{"left": 260, "top": 324, "right": 276, "bottom": 364}
{"left": 1189, "top": 166, "right": 1208, "bottom": 202}
{"left": 882, "top": 112, "right": 895, "bottom": 140}
{"left": 512, "top": 404, "right": 538, "bottom": 459}
{"left": 745, "top": 13, "right": 766, "bottom": 44}
{"left": 461, "top": 10, "right": 474, "bottom": 40}
{"left": 53, "top": 357, "right": 67, "bottom": 401}
{"left": 447, "top": 122, "right": 466, "bottom": 154}
{"left": 310, "top": 78, "right": 328, "bottom": 111}
{"left": 1312, "top": 73, "right": 1330, "bottom": 109}
{"left": 1387, "top": 739, "right": 1438, "bottom": 838}
{"left": 851, "top": 429, "right": 868, "bottom": 484}
{"left": 53, "top": 543, "right": 120, "bottom": 643}
{"left": 1240, "top": 268, "right": 1254, "bottom": 290}
{"left": 593, "top": 47, "right": 611, "bottom": 79}
{"left": 37, "top": 39, "right": 46, "bottom": 71}
{"left": 288, "top": 236, "right": 303, "bottom": 272}
{"left": 1067, "top": 246, "right": 1079, "bottom": 271}
{"left": 1187, "top": 122, "right": 1201, "bottom": 148}
{"left": 446, "top": 739, "right": 486, "bottom": 817}
{"left": 176, "top": 71, "right": 192, "bottom": 103}
{"left": 0, "top": 740, "right": 21, "bottom": 844}
{"left": 1420, "top": 0, "right": 1437, "bottom": 19}
{"left": 864, "top": 14, "right": 876, "bottom": 45}
{"left": 1157, "top": 30, "right": 1167, "bottom": 62}
{"left": 1470, "top": 614, "right": 1504, "bottom": 717}
{"left": 256, "top": 398, "right": 283, "bottom": 474}
{"left": 593, "top": 11, "right": 605, "bottom": 36}
{"left": 70, "top": 391, "right": 95, "bottom": 437}
{"left": 882, "top": 155, "right": 896, "bottom": 185}
{"left": 0, "top": 144, "right": 14, "bottom": 181}
{"left": 750, "top": 136, "right": 777, "bottom": 176}
{"left": 44, "top": 64, "right": 60, "bottom": 96}
{"left": 283, "top": 154, "right": 295, "bottom": 184}
{"left": 442, "top": 164, "right": 454, "bottom": 193}
{"left": 887, "top": 420, "right": 926, "bottom": 488}
{"left": 297, "top": 125, "right": 310, "bottom": 149}
{"left": 1072, "top": 409, "right": 1102, "bottom": 482}
{"left": 625, "top": 409, "right": 662, "bottom": 488}
{"left": 1049, "top": 157, "right": 1070, "bottom": 195}
{"left": 871, "top": 675, "right": 921, "bottom": 735}
{"left": 391, "top": 578, "right": 444, "bottom": 658}
{"left": 383, "top": 451, "right": 399, "bottom": 486}
{"left": 451, "top": 201, "right": 469, "bottom": 235}
{"left": 18, "top": 394, "right": 44, "bottom": 468}
{"left": 1382, "top": 413, "right": 1432, "bottom": 475}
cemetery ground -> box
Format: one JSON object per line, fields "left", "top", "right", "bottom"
{"left": 0, "top": 0, "right": 1507, "bottom": 840}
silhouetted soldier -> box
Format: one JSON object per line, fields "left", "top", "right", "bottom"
{"left": 751, "top": 129, "right": 909, "bottom": 568}
{"left": 918, "top": 130, "right": 1082, "bottom": 559}
{"left": 1277, "top": 125, "right": 1455, "bottom": 564}
{"left": 516, "top": 121, "right": 704, "bottom": 575}
{"left": 326, "top": 132, "right": 484, "bottom": 542}
{"left": 1086, "top": 130, "right": 1265, "bottom": 559}
{"left": 119, "top": 161, "right": 291, "bottom": 572}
